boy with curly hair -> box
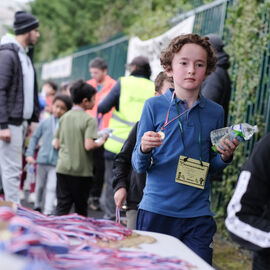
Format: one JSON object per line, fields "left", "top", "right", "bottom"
{"left": 132, "top": 34, "right": 239, "bottom": 264}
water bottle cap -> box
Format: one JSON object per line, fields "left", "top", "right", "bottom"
{"left": 253, "top": 125, "right": 259, "bottom": 133}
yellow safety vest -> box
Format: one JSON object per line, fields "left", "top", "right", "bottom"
{"left": 104, "top": 76, "right": 154, "bottom": 154}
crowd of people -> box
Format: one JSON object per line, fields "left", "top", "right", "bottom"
{"left": 0, "top": 10, "right": 269, "bottom": 269}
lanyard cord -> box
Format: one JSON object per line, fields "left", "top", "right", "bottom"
{"left": 174, "top": 97, "right": 187, "bottom": 160}
{"left": 198, "top": 108, "right": 203, "bottom": 166}
{"left": 161, "top": 92, "right": 189, "bottom": 131}
{"left": 174, "top": 96, "right": 203, "bottom": 166}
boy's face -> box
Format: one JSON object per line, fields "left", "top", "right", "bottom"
{"left": 52, "top": 99, "right": 68, "bottom": 118}
{"left": 160, "top": 80, "right": 172, "bottom": 95}
{"left": 89, "top": 95, "right": 96, "bottom": 109}
{"left": 167, "top": 43, "right": 207, "bottom": 93}
{"left": 154, "top": 80, "right": 172, "bottom": 96}
{"left": 42, "top": 84, "right": 56, "bottom": 98}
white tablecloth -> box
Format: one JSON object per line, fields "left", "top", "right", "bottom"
{"left": 124, "top": 230, "right": 215, "bottom": 270}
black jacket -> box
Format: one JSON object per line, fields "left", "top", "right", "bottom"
{"left": 112, "top": 122, "right": 146, "bottom": 210}
{"left": 0, "top": 43, "right": 39, "bottom": 129}
{"left": 201, "top": 50, "right": 231, "bottom": 126}
{"left": 226, "top": 134, "right": 270, "bottom": 268}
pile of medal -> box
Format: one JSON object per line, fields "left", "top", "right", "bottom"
{"left": 0, "top": 204, "right": 195, "bottom": 270}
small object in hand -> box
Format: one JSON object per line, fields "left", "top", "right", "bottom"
{"left": 52, "top": 138, "right": 56, "bottom": 146}
{"left": 158, "top": 130, "right": 165, "bottom": 140}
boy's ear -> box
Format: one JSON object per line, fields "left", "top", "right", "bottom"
{"left": 82, "top": 97, "right": 89, "bottom": 104}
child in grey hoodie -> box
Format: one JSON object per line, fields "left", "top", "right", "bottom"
{"left": 26, "top": 94, "right": 72, "bottom": 215}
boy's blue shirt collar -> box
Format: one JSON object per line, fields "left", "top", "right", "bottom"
{"left": 164, "top": 88, "right": 206, "bottom": 109}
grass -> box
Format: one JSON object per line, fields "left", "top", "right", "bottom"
{"left": 213, "top": 233, "right": 252, "bottom": 270}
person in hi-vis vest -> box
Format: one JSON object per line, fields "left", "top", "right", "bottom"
{"left": 98, "top": 56, "right": 154, "bottom": 220}
{"left": 86, "top": 57, "right": 116, "bottom": 212}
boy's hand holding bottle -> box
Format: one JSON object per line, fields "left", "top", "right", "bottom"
{"left": 94, "top": 128, "right": 112, "bottom": 147}
{"left": 96, "top": 134, "right": 108, "bottom": 146}
{"left": 216, "top": 138, "right": 239, "bottom": 162}
{"left": 211, "top": 123, "right": 258, "bottom": 162}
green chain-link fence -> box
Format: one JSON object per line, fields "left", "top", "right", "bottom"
{"left": 35, "top": 34, "right": 128, "bottom": 88}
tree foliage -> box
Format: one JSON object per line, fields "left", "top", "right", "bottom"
{"left": 30, "top": 0, "right": 210, "bottom": 62}
{"left": 212, "top": 0, "right": 270, "bottom": 219}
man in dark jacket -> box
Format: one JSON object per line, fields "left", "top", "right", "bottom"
{"left": 201, "top": 34, "right": 232, "bottom": 183}
{"left": 201, "top": 34, "right": 231, "bottom": 126}
{"left": 226, "top": 134, "right": 270, "bottom": 270}
{"left": 0, "top": 11, "right": 40, "bottom": 203}
{"left": 113, "top": 72, "right": 173, "bottom": 229}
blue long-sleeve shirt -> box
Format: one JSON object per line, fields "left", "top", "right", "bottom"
{"left": 132, "top": 89, "right": 230, "bottom": 218}
{"left": 26, "top": 115, "right": 59, "bottom": 166}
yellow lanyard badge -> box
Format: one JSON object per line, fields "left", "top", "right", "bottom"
{"left": 175, "top": 156, "right": 209, "bottom": 189}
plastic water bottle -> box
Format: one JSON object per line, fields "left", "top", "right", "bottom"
{"left": 95, "top": 128, "right": 114, "bottom": 143}
{"left": 211, "top": 123, "right": 258, "bottom": 152}
{"left": 97, "top": 128, "right": 114, "bottom": 138}
{"left": 24, "top": 164, "right": 35, "bottom": 191}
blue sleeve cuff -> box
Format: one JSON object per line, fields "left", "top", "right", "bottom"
{"left": 218, "top": 153, "right": 233, "bottom": 167}
{"left": 138, "top": 145, "right": 152, "bottom": 158}
{"left": 132, "top": 144, "right": 152, "bottom": 173}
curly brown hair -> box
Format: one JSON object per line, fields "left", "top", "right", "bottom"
{"left": 160, "top": 34, "right": 216, "bottom": 76}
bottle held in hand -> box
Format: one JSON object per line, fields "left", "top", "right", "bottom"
{"left": 24, "top": 164, "right": 35, "bottom": 191}
{"left": 95, "top": 128, "right": 113, "bottom": 143}
{"left": 211, "top": 123, "right": 258, "bottom": 153}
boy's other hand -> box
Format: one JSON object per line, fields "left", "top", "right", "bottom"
{"left": 217, "top": 138, "right": 239, "bottom": 162}
{"left": 102, "top": 132, "right": 109, "bottom": 141}
{"left": 100, "top": 136, "right": 107, "bottom": 145}
{"left": 95, "top": 135, "right": 107, "bottom": 146}
{"left": 114, "top": 188, "right": 127, "bottom": 209}
{"left": 52, "top": 138, "right": 60, "bottom": 150}
{"left": 26, "top": 156, "right": 35, "bottom": 164}
{"left": 141, "top": 131, "right": 163, "bottom": 153}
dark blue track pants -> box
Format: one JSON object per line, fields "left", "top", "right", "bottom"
{"left": 136, "top": 209, "right": 216, "bottom": 265}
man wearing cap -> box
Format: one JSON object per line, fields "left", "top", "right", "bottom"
{"left": 201, "top": 34, "right": 232, "bottom": 183}
{"left": 0, "top": 11, "right": 40, "bottom": 203}
{"left": 98, "top": 56, "right": 154, "bottom": 220}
